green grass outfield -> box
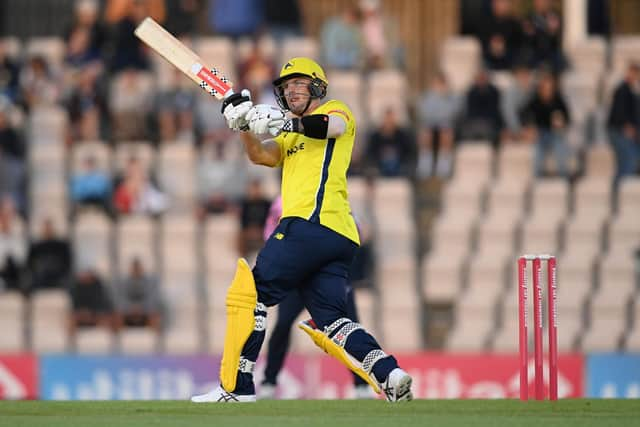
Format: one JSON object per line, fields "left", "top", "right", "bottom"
{"left": 1, "top": 399, "right": 639, "bottom": 427}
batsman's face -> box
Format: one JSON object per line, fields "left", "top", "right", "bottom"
{"left": 280, "top": 77, "right": 311, "bottom": 114}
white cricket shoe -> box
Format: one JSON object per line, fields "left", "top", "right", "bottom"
{"left": 381, "top": 368, "right": 413, "bottom": 402}
{"left": 191, "top": 385, "right": 256, "bottom": 403}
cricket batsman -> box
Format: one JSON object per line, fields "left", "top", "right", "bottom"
{"left": 191, "top": 57, "right": 413, "bottom": 403}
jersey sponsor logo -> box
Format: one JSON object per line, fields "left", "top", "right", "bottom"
{"left": 286, "top": 142, "right": 305, "bottom": 157}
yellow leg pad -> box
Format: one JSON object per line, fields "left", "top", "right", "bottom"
{"left": 298, "top": 321, "right": 381, "bottom": 394}
{"left": 220, "top": 258, "right": 257, "bottom": 392}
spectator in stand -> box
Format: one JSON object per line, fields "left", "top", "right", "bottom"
{"left": 70, "top": 154, "right": 112, "bottom": 214}
{"left": 522, "top": 0, "right": 566, "bottom": 72}
{"left": 114, "top": 257, "right": 162, "bottom": 332}
{"left": 320, "top": 5, "right": 363, "bottom": 71}
{"left": 237, "top": 41, "right": 277, "bottom": 104}
{"left": 521, "top": 72, "right": 571, "bottom": 177}
{"left": 18, "top": 55, "right": 61, "bottom": 111}
{"left": 156, "top": 68, "right": 197, "bottom": 142}
{"left": 264, "top": 0, "right": 302, "bottom": 41}
{"left": 106, "top": 0, "right": 157, "bottom": 73}
{"left": 26, "top": 218, "right": 72, "bottom": 292}
{"left": 0, "top": 197, "right": 25, "bottom": 292}
{"left": 196, "top": 138, "right": 246, "bottom": 217}
{"left": 68, "top": 266, "right": 115, "bottom": 337}
{"left": 366, "top": 108, "right": 414, "bottom": 177}
{"left": 501, "top": 64, "right": 535, "bottom": 141}
{"left": 194, "top": 90, "right": 234, "bottom": 146}
{"left": 0, "top": 40, "right": 21, "bottom": 103}
{"left": 207, "top": 0, "right": 263, "bottom": 40}
{"left": 113, "top": 156, "right": 168, "bottom": 216}
{"left": 0, "top": 100, "right": 26, "bottom": 212}
{"left": 477, "top": 0, "right": 524, "bottom": 70}
{"left": 358, "top": 0, "right": 404, "bottom": 70}
{"left": 416, "top": 72, "right": 461, "bottom": 179}
{"left": 65, "top": 67, "right": 107, "bottom": 141}
{"left": 237, "top": 179, "right": 271, "bottom": 258}
{"left": 109, "top": 68, "right": 154, "bottom": 141}
{"left": 607, "top": 63, "right": 640, "bottom": 183}
{"left": 165, "top": 0, "right": 201, "bottom": 37}
{"left": 459, "top": 68, "right": 504, "bottom": 147}
{"left": 63, "top": 0, "right": 107, "bottom": 72}
{"left": 105, "top": 1, "right": 156, "bottom": 140}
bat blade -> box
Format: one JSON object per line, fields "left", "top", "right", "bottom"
{"left": 134, "top": 17, "right": 233, "bottom": 99}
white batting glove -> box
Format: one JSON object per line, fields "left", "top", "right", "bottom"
{"left": 221, "top": 89, "right": 252, "bottom": 131}
{"left": 246, "top": 104, "right": 286, "bottom": 136}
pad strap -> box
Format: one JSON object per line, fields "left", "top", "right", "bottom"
{"left": 362, "top": 349, "right": 388, "bottom": 374}
{"left": 238, "top": 357, "right": 256, "bottom": 374}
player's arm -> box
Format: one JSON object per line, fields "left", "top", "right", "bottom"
{"left": 240, "top": 132, "right": 281, "bottom": 167}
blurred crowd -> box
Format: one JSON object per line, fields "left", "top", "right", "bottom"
{"left": 0, "top": 0, "right": 638, "bottom": 348}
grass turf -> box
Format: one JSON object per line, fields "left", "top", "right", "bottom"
{"left": 1, "top": 399, "right": 639, "bottom": 427}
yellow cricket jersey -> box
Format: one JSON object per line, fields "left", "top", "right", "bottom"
{"left": 273, "top": 99, "right": 360, "bottom": 245}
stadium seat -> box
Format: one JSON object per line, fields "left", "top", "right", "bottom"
{"left": 617, "top": 177, "right": 640, "bottom": 215}
{"left": 114, "top": 141, "right": 156, "bottom": 173}
{"left": 611, "top": 35, "right": 640, "bottom": 75}
{"left": 422, "top": 244, "right": 467, "bottom": 304}
{"left": 625, "top": 299, "right": 640, "bottom": 351}
{"left": 527, "top": 178, "right": 569, "bottom": 224}
{"left": 73, "top": 209, "right": 113, "bottom": 277}
{"left": 447, "top": 308, "right": 494, "bottom": 351}
{"left": 75, "top": 328, "right": 114, "bottom": 354}
{"left": 556, "top": 307, "right": 583, "bottom": 352}
{"left": 0, "top": 292, "right": 25, "bottom": 351}
{"left": 582, "top": 310, "right": 626, "bottom": 352}
{"left": 116, "top": 215, "right": 157, "bottom": 275}
{"left": 475, "top": 211, "right": 520, "bottom": 260}
{"left": 459, "top": 253, "right": 508, "bottom": 311}
{"left": 118, "top": 329, "right": 159, "bottom": 354}
{"left": 71, "top": 141, "right": 112, "bottom": 175}
{"left": 204, "top": 213, "right": 239, "bottom": 287}
{"left": 31, "top": 289, "right": 70, "bottom": 352}
{"left": 380, "top": 284, "right": 422, "bottom": 352}
{"left": 377, "top": 258, "right": 417, "bottom": 299}
{"left": 592, "top": 251, "right": 636, "bottom": 312}
{"left": 453, "top": 142, "right": 494, "bottom": 181}
{"left": 27, "top": 105, "right": 69, "bottom": 144}
{"left": 560, "top": 71, "right": 600, "bottom": 129}
{"left": 566, "top": 36, "right": 606, "bottom": 76}
{"left": 25, "top": 37, "right": 65, "bottom": 70}
{"left": 208, "top": 310, "right": 236, "bottom": 354}
{"left": 353, "top": 288, "right": 379, "bottom": 338}
{"left": 164, "top": 297, "right": 201, "bottom": 354}
{"left": 556, "top": 251, "right": 596, "bottom": 312}
{"left": 279, "top": 36, "right": 319, "bottom": 66}
{"left": 441, "top": 175, "right": 487, "bottom": 215}
{"left": 440, "top": 36, "right": 481, "bottom": 92}
{"left": 0, "top": 36, "right": 21, "bottom": 59}
{"left": 158, "top": 143, "right": 196, "bottom": 213}
{"left": 365, "top": 70, "right": 409, "bottom": 126}
{"left": 497, "top": 143, "right": 535, "bottom": 181}
{"left": 584, "top": 143, "right": 615, "bottom": 177}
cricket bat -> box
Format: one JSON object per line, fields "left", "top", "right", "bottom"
{"left": 134, "top": 17, "right": 234, "bottom": 99}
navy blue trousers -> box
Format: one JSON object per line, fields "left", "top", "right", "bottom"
{"left": 233, "top": 217, "right": 396, "bottom": 394}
